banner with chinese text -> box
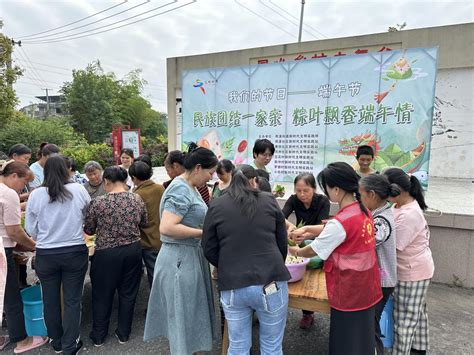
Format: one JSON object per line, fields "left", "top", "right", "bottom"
{"left": 182, "top": 47, "right": 438, "bottom": 185}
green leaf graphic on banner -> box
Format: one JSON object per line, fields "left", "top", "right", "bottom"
{"left": 384, "top": 143, "right": 404, "bottom": 163}
{"left": 221, "top": 137, "right": 235, "bottom": 158}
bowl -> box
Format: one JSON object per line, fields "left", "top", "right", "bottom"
{"left": 285, "top": 257, "right": 310, "bottom": 283}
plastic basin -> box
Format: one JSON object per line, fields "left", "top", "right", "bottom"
{"left": 286, "top": 258, "right": 310, "bottom": 283}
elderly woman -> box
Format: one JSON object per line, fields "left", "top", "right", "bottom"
{"left": 83, "top": 161, "right": 106, "bottom": 199}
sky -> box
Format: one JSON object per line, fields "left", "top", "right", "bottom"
{"left": 1, "top": 0, "right": 473, "bottom": 113}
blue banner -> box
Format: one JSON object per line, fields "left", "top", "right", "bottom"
{"left": 182, "top": 47, "right": 438, "bottom": 186}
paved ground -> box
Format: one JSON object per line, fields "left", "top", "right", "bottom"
{"left": 1, "top": 272, "right": 473, "bottom": 355}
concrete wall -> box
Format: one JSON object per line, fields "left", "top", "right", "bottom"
{"left": 167, "top": 23, "right": 474, "bottom": 179}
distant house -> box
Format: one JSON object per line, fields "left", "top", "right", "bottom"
{"left": 20, "top": 94, "right": 67, "bottom": 119}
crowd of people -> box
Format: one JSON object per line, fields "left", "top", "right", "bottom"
{"left": 0, "top": 139, "right": 434, "bottom": 355}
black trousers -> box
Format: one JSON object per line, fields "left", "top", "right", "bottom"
{"left": 90, "top": 242, "right": 142, "bottom": 343}
{"left": 35, "top": 249, "right": 88, "bottom": 354}
{"left": 4, "top": 248, "right": 27, "bottom": 343}
{"left": 329, "top": 304, "right": 376, "bottom": 355}
{"left": 141, "top": 249, "right": 159, "bottom": 289}
{"left": 375, "top": 287, "right": 395, "bottom": 355}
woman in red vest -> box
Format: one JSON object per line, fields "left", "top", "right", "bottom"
{"left": 289, "top": 162, "right": 382, "bottom": 355}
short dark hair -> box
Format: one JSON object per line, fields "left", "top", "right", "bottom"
{"left": 38, "top": 143, "right": 60, "bottom": 159}
{"left": 356, "top": 145, "right": 375, "bottom": 158}
{"left": 238, "top": 164, "right": 257, "bottom": 181}
{"left": 129, "top": 161, "right": 153, "bottom": 181}
{"left": 183, "top": 143, "right": 218, "bottom": 171}
{"left": 164, "top": 150, "right": 186, "bottom": 167}
{"left": 103, "top": 166, "right": 128, "bottom": 183}
{"left": 294, "top": 173, "right": 316, "bottom": 189}
{"left": 121, "top": 148, "right": 134, "bottom": 159}
{"left": 216, "top": 159, "right": 235, "bottom": 175}
{"left": 135, "top": 154, "right": 152, "bottom": 167}
{"left": 8, "top": 144, "right": 31, "bottom": 158}
{"left": 252, "top": 139, "right": 275, "bottom": 158}
{"left": 257, "top": 177, "right": 271, "bottom": 192}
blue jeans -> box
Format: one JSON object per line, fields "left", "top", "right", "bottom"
{"left": 220, "top": 281, "right": 288, "bottom": 355}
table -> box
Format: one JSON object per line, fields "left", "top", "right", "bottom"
{"left": 221, "top": 269, "right": 329, "bottom": 354}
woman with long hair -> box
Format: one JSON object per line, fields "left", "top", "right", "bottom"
{"left": 202, "top": 165, "right": 290, "bottom": 354}
{"left": 289, "top": 162, "right": 382, "bottom": 355}
{"left": 29, "top": 143, "right": 60, "bottom": 189}
{"left": 84, "top": 166, "right": 147, "bottom": 347}
{"left": 383, "top": 168, "right": 434, "bottom": 355}
{"left": 0, "top": 160, "right": 47, "bottom": 353}
{"left": 144, "top": 143, "right": 218, "bottom": 354}
{"left": 25, "top": 156, "right": 91, "bottom": 354}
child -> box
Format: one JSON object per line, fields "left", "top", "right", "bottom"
{"left": 289, "top": 162, "right": 382, "bottom": 354}
{"left": 383, "top": 168, "right": 434, "bottom": 355}
{"left": 212, "top": 159, "right": 234, "bottom": 199}
{"left": 355, "top": 145, "right": 377, "bottom": 177}
{"left": 359, "top": 174, "right": 399, "bottom": 354}
{"left": 282, "top": 173, "right": 330, "bottom": 329}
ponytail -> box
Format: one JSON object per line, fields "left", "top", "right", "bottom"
{"left": 228, "top": 169, "right": 259, "bottom": 217}
{"left": 383, "top": 168, "right": 427, "bottom": 210}
{"left": 354, "top": 190, "right": 369, "bottom": 216}
{"left": 359, "top": 174, "right": 401, "bottom": 200}
{"left": 409, "top": 175, "right": 427, "bottom": 211}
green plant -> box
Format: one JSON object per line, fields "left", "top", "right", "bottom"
{"left": 61, "top": 143, "right": 113, "bottom": 172}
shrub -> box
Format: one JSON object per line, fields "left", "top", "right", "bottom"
{"left": 61, "top": 143, "right": 114, "bottom": 172}
{"left": 141, "top": 136, "right": 168, "bottom": 167}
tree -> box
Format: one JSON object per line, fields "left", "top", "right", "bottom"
{"left": 62, "top": 61, "right": 167, "bottom": 143}
{"left": 0, "top": 22, "right": 23, "bottom": 127}
{"left": 61, "top": 61, "right": 120, "bottom": 143}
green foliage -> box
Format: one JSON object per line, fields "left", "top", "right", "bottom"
{"left": 0, "top": 28, "right": 23, "bottom": 126}
{"left": 0, "top": 114, "right": 86, "bottom": 154}
{"left": 141, "top": 137, "right": 168, "bottom": 167}
{"left": 61, "top": 143, "right": 113, "bottom": 172}
{"left": 61, "top": 61, "right": 167, "bottom": 144}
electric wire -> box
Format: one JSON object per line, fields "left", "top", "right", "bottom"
{"left": 22, "top": 0, "right": 190, "bottom": 44}
{"left": 22, "top": 0, "right": 151, "bottom": 41}
{"left": 17, "top": 0, "right": 128, "bottom": 39}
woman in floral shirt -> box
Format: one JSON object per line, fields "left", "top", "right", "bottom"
{"left": 84, "top": 166, "right": 147, "bottom": 347}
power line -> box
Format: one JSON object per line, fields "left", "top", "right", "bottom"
{"left": 22, "top": 0, "right": 187, "bottom": 44}
{"left": 268, "top": 0, "right": 327, "bottom": 38}
{"left": 234, "top": 0, "right": 296, "bottom": 40}
{"left": 13, "top": 51, "right": 46, "bottom": 88}
{"left": 258, "top": 0, "right": 318, "bottom": 40}
{"left": 17, "top": 0, "right": 128, "bottom": 39}
{"left": 22, "top": 0, "right": 151, "bottom": 41}
{"left": 14, "top": 59, "right": 71, "bottom": 72}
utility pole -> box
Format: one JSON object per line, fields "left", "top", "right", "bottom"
{"left": 6, "top": 39, "right": 21, "bottom": 89}
{"left": 298, "top": 0, "right": 306, "bottom": 43}
{"left": 42, "top": 88, "right": 52, "bottom": 117}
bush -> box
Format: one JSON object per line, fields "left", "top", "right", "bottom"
{"left": 61, "top": 143, "right": 114, "bottom": 172}
{"left": 141, "top": 136, "right": 168, "bottom": 167}
{"left": 0, "top": 115, "right": 86, "bottom": 155}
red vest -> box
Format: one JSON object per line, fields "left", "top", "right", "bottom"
{"left": 323, "top": 202, "right": 382, "bottom": 311}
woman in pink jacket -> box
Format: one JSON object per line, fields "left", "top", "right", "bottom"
{"left": 383, "top": 168, "right": 434, "bottom": 355}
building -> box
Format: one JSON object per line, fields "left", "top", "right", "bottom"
{"left": 20, "top": 94, "right": 66, "bottom": 119}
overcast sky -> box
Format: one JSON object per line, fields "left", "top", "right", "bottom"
{"left": 1, "top": 0, "right": 473, "bottom": 113}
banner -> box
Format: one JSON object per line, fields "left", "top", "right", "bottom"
{"left": 182, "top": 47, "right": 438, "bottom": 186}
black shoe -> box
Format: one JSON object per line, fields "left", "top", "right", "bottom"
{"left": 89, "top": 333, "right": 104, "bottom": 348}
{"left": 70, "top": 340, "right": 83, "bottom": 355}
{"left": 114, "top": 330, "right": 129, "bottom": 344}
{"left": 49, "top": 338, "right": 62, "bottom": 353}
{"left": 410, "top": 349, "right": 426, "bottom": 355}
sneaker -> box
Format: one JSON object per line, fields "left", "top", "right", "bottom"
{"left": 71, "top": 340, "right": 83, "bottom": 355}
{"left": 49, "top": 338, "right": 62, "bottom": 353}
{"left": 114, "top": 330, "right": 129, "bottom": 345}
{"left": 299, "top": 314, "right": 314, "bottom": 329}
{"left": 89, "top": 334, "right": 104, "bottom": 348}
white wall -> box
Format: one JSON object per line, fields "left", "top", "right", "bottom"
{"left": 430, "top": 68, "right": 474, "bottom": 178}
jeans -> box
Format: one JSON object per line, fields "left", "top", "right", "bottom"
{"left": 90, "top": 242, "right": 142, "bottom": 343}
{"left": 375, "top": 287, "right": 395, "bottom": 354}
{"left": 4, "top": 248, "right": 27, "bottom": 343}
{"left": 141, "top": 249, "right": 159, "bottom": 289}
{"left": 220, "top": 281, "right": 288, "bottom": 355}
{"left": 35, "top": 249, "right": 88, "bottom": 355}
